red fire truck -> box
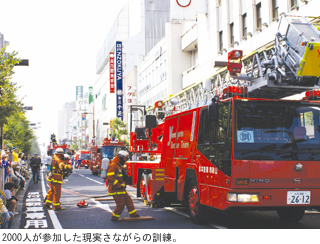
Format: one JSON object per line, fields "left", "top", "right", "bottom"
{"left": 47, "top": 142, "right": 72, "bottom": 157}
{"left": 126, "top": 15, "right": 320, "bottom": 224}
{"left": 76, "top": 150, "right": 91, "bottom": 169}
{"left": 90, "top": 138, "right": 126, "bottom": 175}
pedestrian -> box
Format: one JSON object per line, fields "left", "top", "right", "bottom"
{"left": 7, "top": 162, "right": 20, "bottom": 188}
{"left": 12, "top": 147, "right": 19, "bottom": 164}
{"left": 0, "top": 197, "right": 14, "bottom": 229}
{"left": 12, "top": 163, "right": 25, "bottom": 190}
{"left": 4, "top": 182, "right": 19, "bottom": 215}
{"left": 30, "top": 154, "right": 42, "bottom": 184}
{"left": 1, "top": 152, "right": 10, "bottom": 182}
{"left": 107, "top": 150, "right": 140, "bottom": 221}
{"left": 76, "top": 157, "right": 82, "bottom": 169}
{"left": 18, "top": 153, "right": 30, "bottom": 179}
{"left": 44, "top": 148, "right": 73, "bottom": 211}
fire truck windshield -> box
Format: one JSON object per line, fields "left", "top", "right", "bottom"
{"left": 234, "top": 100, "right": 320, "bottom": 161}
{"left": 102, "top": 146, "right": 122, "bottom": 159}
{"left": 80, "top": 154, "right": 90, "bottom": 160}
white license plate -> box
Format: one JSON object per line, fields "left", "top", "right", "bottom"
{"left": 287, "top": 191, "right": 311, "bottom": 204}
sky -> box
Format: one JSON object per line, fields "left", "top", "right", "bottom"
{"left": 0, "top": 0, "right": 127, "bottom": 151}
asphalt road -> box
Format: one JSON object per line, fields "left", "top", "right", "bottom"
{"left": 12, "top": 167, "right": 320, "bottom": 230}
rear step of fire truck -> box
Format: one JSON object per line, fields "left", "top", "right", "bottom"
{"left": 148, "top": 15, "right": 320, "bottom": 116}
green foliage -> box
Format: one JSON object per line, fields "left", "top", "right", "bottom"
{"left": 3, "top": 112, "right": 34, "bottom": 153}
{"left": 110, "top": 118, "right": 128, "bottom": 145}
{"left": 70, "top": 138, "right": 80, "bottom": 151}
{"left": 29, "top": 137, "right": 41, "bottom": 156}
{"left": 0, "top": 44, "right": 24, "bottom": 126}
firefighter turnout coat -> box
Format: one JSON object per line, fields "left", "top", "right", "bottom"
{"left": 45, "top": 154, "right": 72, "bottom": 210}
{"left": 107, "top": 156, "right": 138, "bottom": 220}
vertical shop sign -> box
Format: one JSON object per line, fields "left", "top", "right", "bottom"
{"left": 109, "top": 52, "right": 115, "bottom": 93}
{"left": 89, "top": 87, "right": 93, "bottom": 104}
{"left": 116, "top": 41, "right": 123, "bottom": 121}
{"left": 126, "top": 85, "right": 133, "bottom": 111}
{"left": 76, "top": 86, "right": 83, "bottom": 101}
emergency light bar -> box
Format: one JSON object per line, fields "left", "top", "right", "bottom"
{"left": 305, "top": 90, "right": 320, "bottom": 100}
{"left": 223, "top": 86, "right": 248, "bottom": 97}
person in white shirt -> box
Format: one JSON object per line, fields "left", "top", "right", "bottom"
{"left": 4, "top": 183, "right": 18, "bottom": 214}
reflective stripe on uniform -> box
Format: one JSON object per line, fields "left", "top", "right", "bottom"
{"left": 53, "top": 203, "right": 60, "bottom": 206}
{"left": 108, "top": 191, "right": 126, "bottom": 195}
{"left": 107, "top": 172, "right": 115, "bottom": 176}
{"left": 128, "top": 209, "right": 136, "bottom": 215}
{"left": 113, "top": 180, "right": 118, "bottom": 185}
{"left": 112, "top": 213, "right": 120, "bottom": 217}
{"left": 45, "top": 200, "right": 52, "bottom": 204}
{"left": 118, "top": 174, "right": 123, "bottom": 177}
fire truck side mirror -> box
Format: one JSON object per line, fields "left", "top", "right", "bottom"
{"left": 208, "top": 96, "right": 219, "bottom": 122}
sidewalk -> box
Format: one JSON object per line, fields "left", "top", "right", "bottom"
{"left": 10, "top": 176, "right": 32, "bottom": 229}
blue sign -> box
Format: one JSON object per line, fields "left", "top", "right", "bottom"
{"left": 116, "top": 41, "right": 123, "bottom": 121}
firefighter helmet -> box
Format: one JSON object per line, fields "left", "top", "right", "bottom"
{"left": 77, "top": 200, "right": 88, "bottom": 208}
{"left": 118, "top": 150, "right": 129, "bottom": 160}
{"left": 55, "top": 148, "right": 64, "bottom": 154}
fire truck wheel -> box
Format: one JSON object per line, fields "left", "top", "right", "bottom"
{"left": 277, "top": 208, "right": 305, "bottom": 222}
{"left": 187, "top": 179, "right": 207, "bottom": 224}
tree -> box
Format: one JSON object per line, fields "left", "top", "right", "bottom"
{"left": 0, "top": 44, "right": 24, "bottom": 149}
{"left": 3, "top": 112, "right": 34, "bottom": 154}
{"left": 110, "top": 118, "right": 128, "bottom": 145}
{"left": 70, "top": 138, "right": 80, "bottom": 151}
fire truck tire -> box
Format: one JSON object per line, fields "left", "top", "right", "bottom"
{"left": 145, "top": 174, "right": 153, "bottom": 206}
{"left": 187, "top": 179, "right": 207, "bottom": 224}
{"left": 277, "top": 208, "right": 305, "bottom": 222}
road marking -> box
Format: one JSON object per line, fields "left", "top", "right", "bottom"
{"left": 90, "top": 198, "right": 113, "bottom": 213}
{"left": 164, "top": 207, "right": 228, "bottom": 229}
{"left": 78, "top": 174, "right": 104, "bottom": 185}
{"left": 41, "top": 170, "right": 63, "bottom": 229}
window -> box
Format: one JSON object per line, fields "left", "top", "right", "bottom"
{"left": 272, "top": 0, "right": 279, "bottom": 21}
{"left": 230, "top": 23, "right": 234, "bottom": 45}
{"left": 219, "top": 31, "right": 223, "bottom": 51}
{"left": 197, "top": 101, "right": 233, "bottom": 176}
{"left": 242, "top": 13, "right": 247, "bottom": 39}
{"left": 234, "top": 100, "right": 320, "bottom": 161}
{"left": 290, "top": 0, "right": 298, "bottom": 10}
{"left": 256, "top": 3, "right": 262, "bottom": 30}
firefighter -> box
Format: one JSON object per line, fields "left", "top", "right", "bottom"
{"left": 44, "top": 148, "right": 72, "bottom": 211}
{"left": 107, "top": 150, "right": 140, "bottom": 221}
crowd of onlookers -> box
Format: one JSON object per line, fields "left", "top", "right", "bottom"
{"left": 0, "top": 145, "right": 37, "bottom": 229}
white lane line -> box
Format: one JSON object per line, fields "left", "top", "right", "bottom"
{"left": 90, "top": 198, "right": 113, "bottom": 213}
{"left": 41, "top": 169, "right": 63, "bottom": 229}
{"left": 78, "top": 174, "right": 104, "bottom": 185}
{"left": 164, "top": 207, "right": 228, "bottom": 229}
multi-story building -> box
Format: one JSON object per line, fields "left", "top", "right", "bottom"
{"left": 137, "top": 0, "right": 319, "bottom": 110}
{"left": 92, "top": 0, "right": 170, "bottom": 145}
{"left": 90, "top": 0, "right": 319, "bottom": 144}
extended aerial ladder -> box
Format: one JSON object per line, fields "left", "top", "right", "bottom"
{"left": 138, "top": 15, "right": 320, "bottom": 120}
